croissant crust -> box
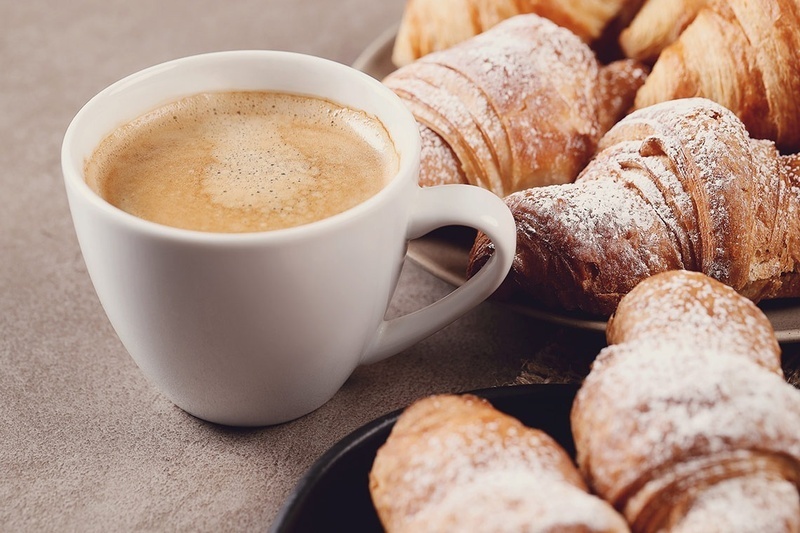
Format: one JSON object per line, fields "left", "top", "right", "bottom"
{"left": 468, "top": 97, "right": 800, "bottom": 316}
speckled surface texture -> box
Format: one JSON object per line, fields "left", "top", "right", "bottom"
{"left": 2, "top": 1, "right": 798, "bottom": 531}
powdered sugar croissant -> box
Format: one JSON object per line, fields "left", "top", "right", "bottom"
{"left": 392, "top": 0, "right": 637, "bottom": 67}
{"left": 468, "top": 97, "right": 800, "bottom": 316}
{"left": 384, "top": 14, "right": 647, "bottom": 196}
{"left": 369, "top": 394, "right": 630, "bottom": 532}
{"left": 572, "top": 270, "right": 800, "bottom": 532}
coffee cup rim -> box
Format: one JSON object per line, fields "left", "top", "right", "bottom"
{"left": 62, "top": 49, "right": 421, "bottom": 244}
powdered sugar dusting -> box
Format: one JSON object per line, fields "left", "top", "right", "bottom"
{"left": 573, "top": 341, "right": 800, "bottom": 528}
{"left": 371, "top": 394, "right": 628, "bottom": 532}
{"left": 601, "top": 98, "right": 759, "bottom": 283}
{"left": 505, "top": 170, "right": 682, "bottom": 314}
{"left": 499, "top": 97, "right": 800, "bottom": 314}
{"left": 572, "top": 272, "right": 800, "bottom": 531}
{"left": 384, "top": 13, "right": 641, "bottom": 196}
{"left": 608, "top": 271, "right": 781, "bottom": 372}
{"left": 669, "top": 475, "right": 800, "bottom": 533}
{"left": 409, "top": 470, "right": 629, "bottom": 532}
{"left": 417, "top": 124, "right": 465, "bottom": 186}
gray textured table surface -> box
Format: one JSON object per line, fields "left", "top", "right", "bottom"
{"left": 2, "top": 1, "right": 798, "bottom": 531}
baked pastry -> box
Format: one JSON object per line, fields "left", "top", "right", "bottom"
{"left": 384, "top": 14, "right": 648, "bottom": 196}
{"left": 468, "top": 97, "right": 800, "bottom": 316}
{"left": 606, "top": 270, "right": 782, "bottom": 372}
{"left": 571, "top": 270, "right": 800, "bottom": 532}
{"left": 369, "top": 394, "right": 630, "bottom": 532}
{"left": 392, "top": 0, "right": 637, "bottom": 67}
{"left": 619, "top": 0, "right": 707, "bottom": 62}
{"left": 630, "top": 0, "right": 800, "bottom": 151}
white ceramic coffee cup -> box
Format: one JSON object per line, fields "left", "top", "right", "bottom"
{"left": 62, "top": 50, "right": 515, "bottom": 426}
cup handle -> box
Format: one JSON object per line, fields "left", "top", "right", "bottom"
{"left": 361, "top": 184, "right": 516, "bottom": 364}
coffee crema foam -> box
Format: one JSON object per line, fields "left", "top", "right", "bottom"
{"left": 85, "top": 91, "right": 399, "bottom": 232}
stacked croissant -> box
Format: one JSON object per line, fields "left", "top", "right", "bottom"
{"left": 369, "top": 270, "right": 800, "bottom": 531}
{"left": 383, "top": 0, "right": 800, "bottom": 317}
{"left": 368, "top": 2, "right": 800, "bottom": 530}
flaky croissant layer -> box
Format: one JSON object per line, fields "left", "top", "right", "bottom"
{"left": 627, "top": 0, "right": 800, "bottom": 151}
{"left": 369, "top": 394, "right": 630, "bottom": 532}
{"left": 572, "top": 271, "right": 800, "bottom": 533}
{"left": 384, "top": 13, "right": 647, "bottom": 197}
{"left": 392, "top": 0, "right": 636, "bottom": 67}
{"left": 469, "top": 97, "right": 800, "bottom": 317}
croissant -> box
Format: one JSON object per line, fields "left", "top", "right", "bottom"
{"left": 468, "top": 97, "right": 800, "bottom": 316}
{"left": 392, "top": 0, "right": 638, "bottom": 67}
{"left": 630, "top": 0, "right": 800, "bottom": 151}
{"left": 606, "top": 270, "right": 782, "bottom": 372}
{"left": 383, "top": 14, "right": 648, "bottom": 196}
{"left": 369, "top": 394, "right": 630, "bottom": 532}
{"left": 571, "top": 270, "right": 800, "bottom": 532}
{"left": 619, "top": 0, "right": 707, "bottom": 62}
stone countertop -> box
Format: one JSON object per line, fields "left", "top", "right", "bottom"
{"left": 2, "top": 1, "right": 798, "bottom": 531}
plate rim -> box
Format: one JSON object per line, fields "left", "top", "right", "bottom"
{"left": 269, "top": 410, "right": 397, "bottom": 532}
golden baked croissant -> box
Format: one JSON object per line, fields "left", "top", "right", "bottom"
{"left": 369, "top": 394, "right": 630, "bottom": 532}
{"left": 468, "top": 97, "right": 800, "bottom": 316}
{"left": 619, "top": 0, "right": 707, "bottom": 62}
{"left": 606, "top": 270, "right": 782, "bottom": 372}
{"left": 571, "top": 270, "right": 800, "bottom": 532}
{"left": 630, "top": 0, "right": 800, "bottom": 151}
{"left": 383, "top": 14, "right": 648, "bottom": 196}
{"left": 392, "top": 0, "right": 637, "bottom": 67}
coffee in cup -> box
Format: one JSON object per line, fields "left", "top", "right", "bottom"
{"left": 63, "top": 51, "right": 516, "bottom": 426}
{"left": 85, "top": 90, "right": 399, "bottom": 233}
